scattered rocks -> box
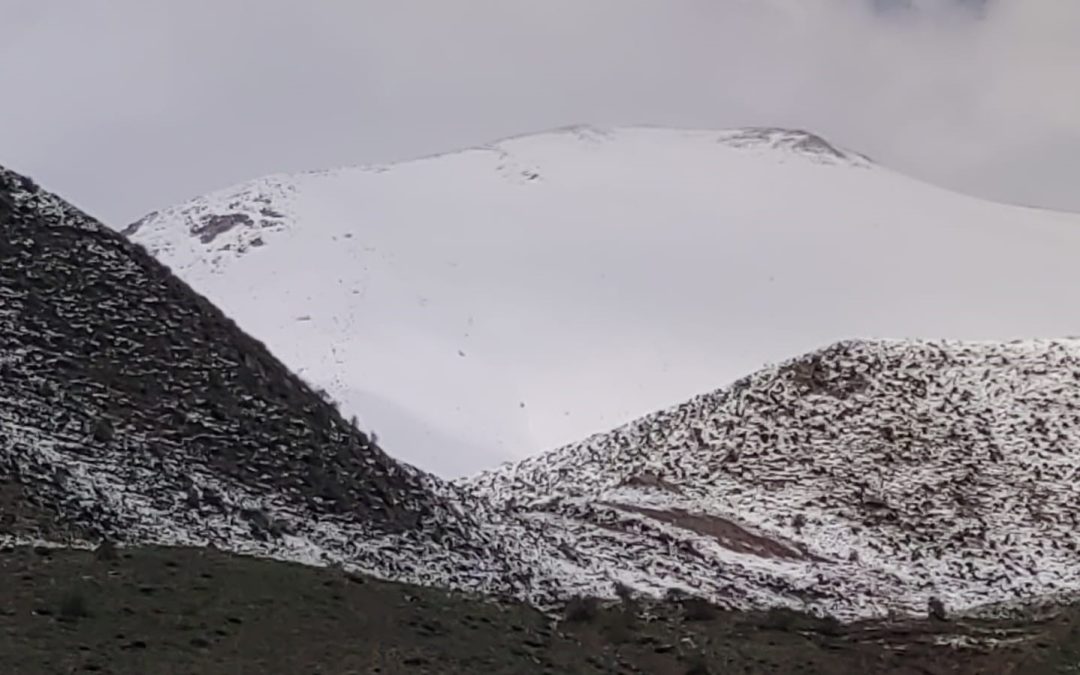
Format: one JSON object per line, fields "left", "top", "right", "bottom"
{"left": 467, "top": 338, "right": 1080, "bottom": 618}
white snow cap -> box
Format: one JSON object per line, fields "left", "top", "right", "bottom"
{"left": 125, "top": 126, "right": 1080, "bottom": 477}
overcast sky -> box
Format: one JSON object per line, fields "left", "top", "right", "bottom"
{"left": 1, "top": 0, "right": 1077, "bottom": 225}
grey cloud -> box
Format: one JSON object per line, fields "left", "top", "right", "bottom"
{"left": 0, "top": 0, "right": 1076, "bottom": 223}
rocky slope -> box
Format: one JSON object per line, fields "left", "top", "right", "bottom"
{"left": 464, "top": 339, "right": 1080, "bottom": 619}
{"left": 9, "top": 160, "right": 1080, "bottom": 623}
{"left": 121, "top": 125, "right": 1080, "bottom": 476}
{"left": 5, "top": 160, "right": 762, "bottom": 612}
{"left": 0, "top": 162, "right": 522, "bottom": 594}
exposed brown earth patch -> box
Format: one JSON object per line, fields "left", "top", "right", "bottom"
{"left": 605, "top": 503, "right": 823, "bottom": 561}
{"left": 617, "top": 471, "right": 683, "bottom": 494}
{"left": 192, "top": 212, "right": 254, "bottom": 243}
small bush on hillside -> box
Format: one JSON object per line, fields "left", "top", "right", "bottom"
{"left": 613, "top": 581, "right": 636, "bottom": 604}
{"left": 816, "top": 615, "right": 844, "bottom": 636}
{"left": 94, "top": 538, "right": 118, "bottom": 562}
{"left": 681, "top": 596, "right": 718, "bottom": 622}
{"left": 928, "top": 596, "right": 948, "bottom": 621}
{"left": 664, "top": 587, "right": 690, "bottom": 603}
{"left": 792, "top": 513, "right": 807, "bottom": 532}
{"left": 91, "top": 418, "right": 114, "bottom": 443}
{"left": 613, "top": 582, "right": 641, "bottom": 618}
{"left": 564, "top": 595, "right": 600, "bottom": 623}
{"left": 760, "top": 607, "right": 801, "bottom": 631}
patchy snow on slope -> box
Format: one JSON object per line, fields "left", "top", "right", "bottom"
{"left": 24, "top": 157, "right": 1080, "bottom": 621}
{"left": 0, "top": 161, "right": 532, "bottom": 602}
{"left": 463, "top": 339, "right": 1080, "bottom": 619}
{"left": 124, "top": 125, "right": 1080, "bottom": 477}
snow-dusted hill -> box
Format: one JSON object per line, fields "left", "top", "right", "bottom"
{"left": 125, "top": 126, "right": 1080, "bottom": 476}
{"left": 0, "top": 162, "right": 522, "bottom": 596}
{"left": 18, "top": 159, "right": 1080, "bottom": 621}
{"left": 464, "top": 338, "right": 1080, "bottom": 619}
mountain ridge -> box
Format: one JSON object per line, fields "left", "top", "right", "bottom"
{"left": 462, "top": 337, "right": 1080, "bottom": 618}
{"left": 122, "top": 125, "right": 1080, "bottom": 476}
{"left": 7, "top": 169, "right": 1080, "bottom": 621}
{"left": 0, "top": 162, "right": 518, "bottom": 594}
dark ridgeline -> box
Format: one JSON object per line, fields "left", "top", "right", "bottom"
{"left": 0, "top": 163, "right": 445, "bottom": 542}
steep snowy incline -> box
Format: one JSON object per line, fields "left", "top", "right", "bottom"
{"left": 0, "top": 162, "right": 530, "bottom": 596}
{"left": 125, "top": 126, "right": 1080, "bottom": 476}
{"left": 464, "top": 339, "right": 1080, "bottom": 618}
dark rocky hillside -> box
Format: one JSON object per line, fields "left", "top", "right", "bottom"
{"left": 0, "top": 163, "right": 456, "bottom": 547}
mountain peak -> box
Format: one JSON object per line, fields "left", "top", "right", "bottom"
{"left": 120, "top": 125, "right": 871, "bottom": 273}
{"left": 121, "top": 126, "right": 1080, "bottom": 479}
{"left": 718, "top": 127, "right": 870, "bottom": 166}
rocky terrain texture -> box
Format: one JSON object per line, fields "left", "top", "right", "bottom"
{"left": 466, "top": 339, "right": 1080, "bottom": 619}
{"left": 0, "top": 162, "right": 526, "bottom": 594}
{"left": 10, "top": 158, "right": 1080, "bottom": 621}
{"left": 718, "top": 127, "right": 871, "bottom": 165}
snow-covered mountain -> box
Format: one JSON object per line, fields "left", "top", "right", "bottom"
{"left": 124, "top": 126, "right": 1080, "bottom": 476}
{"left": 0, "top": 161, "right": 521, "bottom": 596}
{"left": 464, "top": 338, "right": 1080, "bottom": 618}
{"left": 15, "top": 157, "right": 1080, "bottom": 622}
